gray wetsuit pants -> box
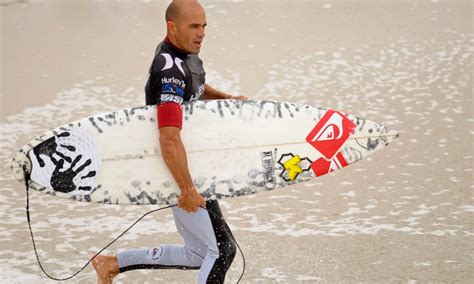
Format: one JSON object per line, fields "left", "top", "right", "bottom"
{"left": 117, "top": 200, "right": 236, "bottom": 283}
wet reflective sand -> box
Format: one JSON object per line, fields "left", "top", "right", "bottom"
{"left": 1, "top": 1, "right": 472, "bottom": 283}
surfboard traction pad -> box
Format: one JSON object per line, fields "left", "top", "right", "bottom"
{"left": 11, "top": 100, "right": 398, "bottom": 205}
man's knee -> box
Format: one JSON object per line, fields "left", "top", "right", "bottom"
{"left": 220, "top": 238, "right": 237, "bottom": 263}
{"left": 204, "top": 239, "right": 237, "bottom": 283}
{"left": 184, "top": 246, "right": 206, "bottom": 267}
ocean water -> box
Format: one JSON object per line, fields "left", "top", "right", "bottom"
{"left": 1, "top": 1, "right": 473, "bottom": 283}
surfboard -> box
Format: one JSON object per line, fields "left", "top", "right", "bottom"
{"left": 11, "top": 100, "right": 398, "bottom": 205}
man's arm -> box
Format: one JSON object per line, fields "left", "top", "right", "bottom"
{"left": 159, "top": 126, "right": 206, "bottom": 212}
{"left": 202, "top": 84, "right": 248, "bottom": 100}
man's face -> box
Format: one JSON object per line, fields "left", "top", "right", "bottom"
{"left": 170, "top": 5, "right": 207, "bottom": 54}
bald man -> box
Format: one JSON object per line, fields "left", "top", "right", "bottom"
{"left": 92, "top": 1, "right": 245, "bottom": 283}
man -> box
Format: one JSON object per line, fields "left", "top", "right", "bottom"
{"left": 92, "top": 1, "right": 247, "bottom": 283}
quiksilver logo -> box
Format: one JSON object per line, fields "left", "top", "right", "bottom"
{"left": 306, "top": 110, "right": 356, "bottom": 160}
{"left": 146, "top": 247, "right": 163, "bottom": 260}
{"left": 311, "top": 113, "right": 344, "bottom": 143}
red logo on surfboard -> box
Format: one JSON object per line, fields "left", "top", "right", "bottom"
{"left": 311, "top": 152, "right": 348, "bottom": 176}
{"left": 306, "top": 110, "right": 356, "bottom": 159}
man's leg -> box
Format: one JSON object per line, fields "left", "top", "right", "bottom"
{"left": 172, "top": 200, "right": 237, "bottom": 283}
{"left": 92, "top": 200, "right": 236, "bottom": 283}
{"left": 200, "top": 200, "right": 237, "bottom": 283}
{"left": 91, "top": 211, "right": 204, "bottom": 284}
{"left": 92, "top": 244, "right": 202, "bottom": 284}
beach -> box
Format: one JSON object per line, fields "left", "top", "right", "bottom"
{"left": 1, "top": 0, "right": 473, "bottom": 283}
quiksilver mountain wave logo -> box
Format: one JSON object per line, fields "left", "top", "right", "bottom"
{"left": 306, "top": 110, "right": 356, "bottom": 159}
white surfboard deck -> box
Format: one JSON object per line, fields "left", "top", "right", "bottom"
{"left": 11, "top": 100, "right": 398, "bottom": 205}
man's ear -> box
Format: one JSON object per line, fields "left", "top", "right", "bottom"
{"left": 167, "top": 21, "right": 177, "bottom": 36}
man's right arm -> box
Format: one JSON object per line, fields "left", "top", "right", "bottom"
{"left": 159, "top": 125, "right": 206, "bottom": 212}
{"left": 149, "top": 53, "right": 205, "bottom": 212}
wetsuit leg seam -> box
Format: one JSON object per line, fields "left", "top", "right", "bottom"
{"left": 119, "top": 264, "right": 200, "bottom": 273}
{"left": 205, "top": 200, "right": 237, "bottom": 284}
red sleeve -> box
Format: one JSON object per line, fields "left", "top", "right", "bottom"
{"left": 157, "top": 103, "right": 183, "bottom": 129}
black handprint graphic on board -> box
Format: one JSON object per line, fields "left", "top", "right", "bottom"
{"left": 33, "top": 132, "right": 76, "bottom": 167}
{"left": 50, "top": 155, "right": 97, "bottom": 193}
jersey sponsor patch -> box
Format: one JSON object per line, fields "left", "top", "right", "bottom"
{"left": 161, "top": 77, "right": 185, "bottom": 88}
{"left": 311, "top": 152, "right": 348, "bottom": 176}
{"left": 162, "top": 83, "right": 184, "bottom": 96}
{"left": 160, "top": 53, "right": 186, "bottom": 76}
{"left": 161, "top": 94, "right": 184, "bottom": 104}
{"left": 160, "top": 76, "right": 185, "bottom": 104}
{"left": 190, "top": 83, "right": 205, "bottom": 101}
{"left": 306, "top": 110, "right": 356, "bottom": 159}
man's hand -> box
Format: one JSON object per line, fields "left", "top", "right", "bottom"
{"left": 203, "top": 84, "right": 249, "bottom": 101}
{"left": 228, "top": 95, "right": 248, "bottom": 100}
{"left": 178, "top": 188, "right": 206, "bottom": 212}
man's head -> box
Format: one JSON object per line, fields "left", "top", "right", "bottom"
{"left": 166, "top": 0, "right": 206, "bottom": 54}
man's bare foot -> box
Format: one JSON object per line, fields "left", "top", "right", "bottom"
{"left": 92, "top": 255, "right": 120, "bottom": 284}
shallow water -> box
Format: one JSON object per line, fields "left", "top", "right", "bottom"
{"left": 1, "top": 1, "right": 473, "bottom": 283}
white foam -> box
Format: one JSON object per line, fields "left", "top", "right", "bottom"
{"left": 414, "top": 261, "right": 432, "bottom": 267}
{"left": 1, "top": 23, "right": 473, "bottom": 282}
{"left": 459, "top": 205, "right": 474, "bottom": 212}
{"left": 296, "top": 275, "right": 322, "bottom": 281}
{"left": 261, "top": 267, "right": 287, "bottom": 282}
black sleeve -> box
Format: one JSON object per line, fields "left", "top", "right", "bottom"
{"left": 145, "top": 54, "right": 186, "bottom": 106}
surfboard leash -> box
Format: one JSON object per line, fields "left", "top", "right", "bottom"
{"left": 22, "top": 166, "right": 245, "bottom": 283}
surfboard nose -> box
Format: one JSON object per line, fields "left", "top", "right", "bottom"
{"left": 347, "top": 116, "right": 400, "bottom": 154}
{"left": 384, "top": 128, "right": 400, "bottom": 145}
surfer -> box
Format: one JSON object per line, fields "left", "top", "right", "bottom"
{"left": 92, "top": 1, "right": 247, "bottom": 283}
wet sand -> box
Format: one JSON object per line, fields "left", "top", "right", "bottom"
{"left": 1, "top": 0, "right": 473, "bottom": 283}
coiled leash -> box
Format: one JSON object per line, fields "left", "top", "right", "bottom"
{"left": 23, "top": 167, "right": 245, "bottom": 282}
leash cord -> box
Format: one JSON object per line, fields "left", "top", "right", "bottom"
{"left": 23, "top": 166, "right": 245, "bottom": 282}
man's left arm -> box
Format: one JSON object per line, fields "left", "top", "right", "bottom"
{"left": 202, "top": 84, "right": 248, "bottom": 100}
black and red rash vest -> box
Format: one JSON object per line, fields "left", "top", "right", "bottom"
{"left": 145, "top": 39, "right": 206, "bottom": 128}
